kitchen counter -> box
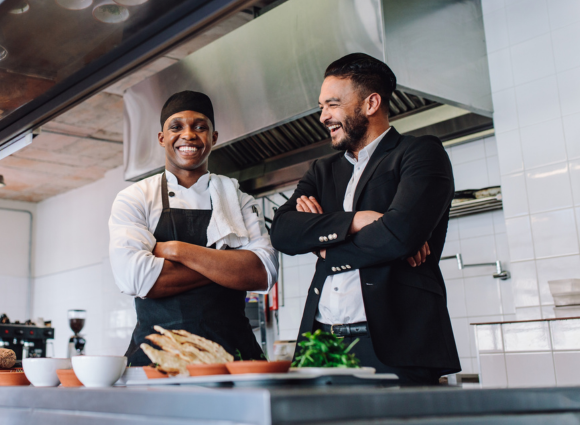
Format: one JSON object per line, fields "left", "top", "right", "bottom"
{"left": 2, "top": 384, "right": 580, "bottom": 424}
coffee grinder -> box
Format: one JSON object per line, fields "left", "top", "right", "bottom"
{"left": 67, "top": 309, "right": 86, "bottom": 357}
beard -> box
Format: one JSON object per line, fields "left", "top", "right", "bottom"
{"left": 331, "top": 107, "right": 369, "bottom": 152}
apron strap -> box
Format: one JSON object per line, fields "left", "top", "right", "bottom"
{"left": 161, "top": 172, "right": 178, "bottom": 240}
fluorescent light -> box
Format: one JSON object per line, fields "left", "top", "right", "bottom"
{"left": 0, "top": 133, "right": 32, "bottom": 161}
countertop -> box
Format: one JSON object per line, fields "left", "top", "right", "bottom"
{"left": 2, "top": 384, "right": 580, "bottom": 424}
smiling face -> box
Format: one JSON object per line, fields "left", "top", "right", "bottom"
{"left": 318, "top": 76, "right": 370, "bottom": 152}
{"left": 158, "top": 110, "right": 218, "bottom": 175}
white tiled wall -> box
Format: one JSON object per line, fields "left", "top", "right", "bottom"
{"left": 482, "top": 0, "right": 580, "bottom": 322}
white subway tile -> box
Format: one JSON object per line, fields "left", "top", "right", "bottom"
{"left": 453, "top": 159, "right": 490, "bottom": 191}
{"left": 562, "top": 113, "right": 580, "bottom": 159}
{"left": 558, "top": 66, "right": 580, "bottom": 116}
{"left": 475, "top": 324, "right": 504, "bottom": 352}
{"left": 458, "top": 213, "right": 495, "bottom": 239}
{"left": 547, "top": 0, "right": 580, "bottom": 30}
{"left": 483, "top": 7, "right": 510, "bottom": 53}
{"left": 510, "top": 33, "right": 555, "bottom": 86}
{"left": 541, "top": 305, "right": 556, "bottom": 319}
{"left": 492, "top": 210, "right": 508, "bottom": 234}
{"left": 495, "top": 232, "right": 511, "bottom": 264}
{"left": 298, "top": 264, "right": 316, "bottom": 296}
{"left": 569, "top": 160, "right": 580, "bottom": 205}
{"left": 459, "top": 357, "right": 475, "bottom": 374}
{"left": 451, "top": 140, "right": 486, "bottom": 165}
{"left": 278, "top": 328, "right": 299, "bottom": 341}
{"left": 505, "top": 216, "right": 536, "bottom": 261}
{"left": 515, "top": 306, "right": 542, "bottom": 321}
{"left": 531, "top": 209, "right": 580, "bottom": 258}
{"left": 479, "top": 353, "right": 508, "bottom": 388}
{"left": 487, "top": 156, "right": 502, "bottom": 186}
{"left": 515, "top": 76, "right": 561, "bottom": 128}
{"left": 487, "top": 48, "right": 514, "bottom": 92}
{"left": 451, "top": 318, "right": 472, "bottom": 358}
{"left": 550, "top": 319, "right": 580, "bottom": 350}
{"left": 461, "top": 235, "right": 498, "bottom": 272}
{"left": 496, "top": 129, "right": 524, "bottom": 175}
{"left": 464, "top": 276, "right": 503, "bottom": 316}
{"left": 506, "top": 0, "right": 550, "bottom": 45}
{"left": 526, "top": 162, "right": 573, "bottom": 214}
{"left": 552, "top": 24, "right": 580, "bottom": 72}
{"left": 505, "top": 352, "right": 556, "bottom": 387}
{"left": 492, "top": 89, "right": 520, "bottom": 133}
{"left": 520, "top": 118, "right": 568, "bottom": 169}
{"left": 576, "top": 207, "right": 580, "bottom": 244}
{"left": 484, "top": 136, "right": 499, "bottom": 157}
{"left": 441, "top": 240, "right": 464, "bottom": 280}
{"left": 282, "top": 253, "right": 300, "bottom": 268}
{"left": 503, "top": 320, "right": 551, "bottom": 351}
{"left": 482, "top": 0, "right": 505, "bottom": 16}
{"left": 281, "top": 266, "right": 301, "bottom": 299}
{"left": 298, "top": 252, "right": 318, "bottom": 266}
{"left": 508, "top": 261, "right": 540, "bottom": 307}
{"left": 536, "top": 254, "right": 580, "bottom": 305}
{"left": 499, "top": 277, "right": 516, "bottom": 315}
{"left": 554, "top": 352, "right": 580, "bottom": 386}
{"left": 278, "top": 297, "right": 303, "bottom": 331}
{"left": 446, "top": 278, "right": 467, "bottom": 318}
{"left": 446, "top": 218, "right": 459, "bottom": 242}
{"left": 501, "top": 173, "right": 529, "bottom": 218}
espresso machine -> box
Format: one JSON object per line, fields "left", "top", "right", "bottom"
{"left": 67, "top": 309, "right": 86, "bottom": 357}
{"left": 0, "top": 315, "right": 55, "bottom": 360}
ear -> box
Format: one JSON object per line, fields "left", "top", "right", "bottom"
{"left": 158, "top": 131, "right": 165, "bottom": 147}
{"left": 365, "top": 93, "right": 382, "bottom": 116}
{"left": 212, "top": 131, "right": 218, "bottom": 146}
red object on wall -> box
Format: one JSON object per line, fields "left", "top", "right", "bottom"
{"left": 270, "top": 282, "right": 279, "bottom": 311}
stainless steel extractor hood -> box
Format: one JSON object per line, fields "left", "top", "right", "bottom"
{"left": 124, "top": 0, "right": 492, "bottom": 192}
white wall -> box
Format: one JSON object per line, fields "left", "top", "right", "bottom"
{"left": 32, "top": 167, "right": 135, "bottom": 358}
{"left": 482, "top": 0, "right": 580, "bottom": 320}
{"left": 0, "top": 199, "right": 36, "bottom": 322}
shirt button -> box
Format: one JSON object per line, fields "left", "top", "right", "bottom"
{"left": 314, "top": 288, "right": 320, "bottom": 295}
{"left": 345, "top": 316, "right": 350, "bottom": 322}
{"left": 334, "top": 287, "right": 338, "bottom": 291}
{"left": 168, "top": 192, "right": 175, "bottom": 197}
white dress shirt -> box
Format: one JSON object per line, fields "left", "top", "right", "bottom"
{"left": 315, "top": 127, "right": 391, "bottom": 325}
{"left": 108, "top": 170, "right": 278, "bottom": 298}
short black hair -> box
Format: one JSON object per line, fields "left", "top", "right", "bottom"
{"left": 324, "top": 53, "right": 396, "bottom": 113}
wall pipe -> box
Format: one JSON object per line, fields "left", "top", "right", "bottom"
{"left": 0, "top": 207, "right": 33, "bottom": 320}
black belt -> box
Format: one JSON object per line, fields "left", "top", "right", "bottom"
{"left": 316, "top": 321, "right": 368, "bottom": 337}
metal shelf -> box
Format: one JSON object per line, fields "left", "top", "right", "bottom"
{"left": 449, "top": 194, "right": 503, "bottom": 219}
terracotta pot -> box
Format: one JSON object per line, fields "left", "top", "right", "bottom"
{"left": 226, "top": 360, "right": 292, "bottom": 375}
{"left": 187, "top": 363, "right": 229, "bottom": 377}
{"left": 56, "top": 369, "right": 83, "bottom": 387}
{"left": 0, "top": 370, "right": 30, "bottom": 386}
{"left": 142, "top": 366, "right": 168, "bottom": 379}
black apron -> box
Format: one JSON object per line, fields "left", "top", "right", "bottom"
{"left": 125, "top": 173, "right": 263, "bottom": 366}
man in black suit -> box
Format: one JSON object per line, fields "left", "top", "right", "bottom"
{"left": 270, "top": 53, "right": 460, "bottom": 384}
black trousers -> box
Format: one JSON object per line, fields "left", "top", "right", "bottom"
{"left": 313, "top": 321, "right": 441, "bottom": 385}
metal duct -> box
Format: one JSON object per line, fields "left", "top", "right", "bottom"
{"left": 124, "top": 0, "right": 491, "bottom": 182}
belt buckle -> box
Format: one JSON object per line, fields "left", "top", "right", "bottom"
{"left": 330, "top": 324, "right": 344, "bottom": 338}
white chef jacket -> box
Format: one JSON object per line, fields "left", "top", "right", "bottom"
{"left": 108, "top": 170, "right": 278, "bottom": 298}
{"left": 315, "top": 128, "right": 390, "bottom": 325}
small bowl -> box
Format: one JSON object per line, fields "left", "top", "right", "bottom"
{"left": 56, "top": 369, "right": 83, "bottom": 387}
{"left": 92, "top": 2, "right": 129, "bottom": 24}
{"left": 142, "top": 366, "right": 168, "bottom": 379}
{"left": 187, "top": 363, "right": 229, "bottom": 377}
{"left": 55, "top": 0, "right": 93, "bottom": 9}
{"left": 72, "top": 356, "right": 127, "bottom": 388}
{"left": 226, "top": 360, "right": 292, "bottom": 375}
{"left": 22, "top": 358, "right": 71, "bottom": 387}
{"left": 0, "top": 370, "right": 30, "bottom": 386}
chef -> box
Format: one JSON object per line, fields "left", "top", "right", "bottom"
{"left": 108, "top": 91, "right": 278, "bottom": 366}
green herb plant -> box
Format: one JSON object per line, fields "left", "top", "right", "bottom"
{"left": 292, "top": 330, "right": 360, "bottom": 368}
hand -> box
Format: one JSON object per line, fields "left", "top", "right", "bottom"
{"left": 319, "top": 249, "right": 326, "bottom": 259}
{"left": 349, "top": 211, "right": 384, "bottom": 234}
{"left": 406, "top": 242, "right": 430, "bottom": 267}
{"left": 153, "top": 241, "right": 181, "bottom": 262}
{"left": 296, "top": 196, "right": 323, "bottom": 214}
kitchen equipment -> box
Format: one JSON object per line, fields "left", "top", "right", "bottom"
{"left": 72, "top": 355, "right": 127, "bottom": 387}
{"left": 0, "top": 323, "right": 55, "bottom": 360}
{"left": 548, "top": 279, "right": 580, "bottom": 307}
{"left": 67, "top": 310, "right": 86, "bottom": 358}
{"left": 22, "top": 358, "right": 71, "bottom": 387}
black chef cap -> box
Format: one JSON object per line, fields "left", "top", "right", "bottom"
{"left": 160, "top": 91, "right": 215, "bottom": 130}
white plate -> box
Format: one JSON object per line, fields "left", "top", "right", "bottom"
{"left": 289, "top": 367, "right": 375, "bottom": 375}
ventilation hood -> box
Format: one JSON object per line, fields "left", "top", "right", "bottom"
{"left": 124, "top": 0, "right": 492, "bottom": 194}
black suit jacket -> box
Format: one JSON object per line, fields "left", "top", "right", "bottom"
{"left": 270, "top": 127, "right": 460, "bottom": 372}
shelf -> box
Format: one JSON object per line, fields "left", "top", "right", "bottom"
{"left": 449, "top": 194, "right": 503, "bottom": 219}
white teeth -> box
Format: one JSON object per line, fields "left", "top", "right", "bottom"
{"left": 327, "top": 125, "right": 341, "bottom": 131}
{"left": 179, "top": 146, "right": 198, "bottom": 152}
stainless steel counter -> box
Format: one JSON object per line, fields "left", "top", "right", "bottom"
{"left": 2, "top": 385, "right": 580, "bottom": 424}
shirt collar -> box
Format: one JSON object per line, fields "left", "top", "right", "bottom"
{"left": 344, "top": 127, "right": 391, "bottom": 165}
{"left": 165, "top": 170, "right": 211, "bottom": 190}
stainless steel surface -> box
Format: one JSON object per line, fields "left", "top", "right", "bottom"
{"left": 441, "top": 253, "right": 511, "bottom": 280}
{"left": 123, "top": 0, "right": 385, "bottom": 181}
{"left": 449, "top": 195, "right": 503, "bottom": 218}
{"left": 382, "top": 0, "right": 492, "bottom": 117}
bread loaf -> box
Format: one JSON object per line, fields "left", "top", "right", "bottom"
{"left": 0, "top": 348, "right": 16, "bottom": 369}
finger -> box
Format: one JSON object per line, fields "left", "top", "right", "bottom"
{"left": 320, "top": 249, "right": 326, "bottom": 259}
{"left": 407, "top": 257, "right": 416, "bottom": 267}
{"left": 300, "top": 196, "right": 319, "bottom": 214}
{"left": 426, "top": 241, "right": 431, "bottom": 255}
{"left": 296, "top": 202, "right": 305, "bottom": 212}
{"left": 420, "top": 244, "right": 427, "bottom": 263}
{"left": 414, "top": 251, "right": 422, "bottom": 266}
{"left": 297, "top": 198, "right": 311, "bottom": 213}
{"left": 308, "top": 196, "right": 324, "bottom": 214}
